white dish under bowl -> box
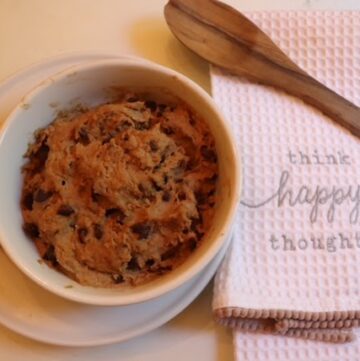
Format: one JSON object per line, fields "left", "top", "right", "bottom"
{"left": 0, "top": 233, "right": 231, "bottom": 346}
{"left": 0, "top": 58, "right": 241, "bottom": 306}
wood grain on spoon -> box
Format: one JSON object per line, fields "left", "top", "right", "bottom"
{"left": 164, "top": 0, "right": 360, "bottom": 138}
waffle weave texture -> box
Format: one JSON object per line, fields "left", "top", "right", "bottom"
{"left": 211, "top": 10, "right": 360, "bottom": 359}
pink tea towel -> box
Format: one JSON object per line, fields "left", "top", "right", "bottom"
{"left": 211, "top": 10, "right": 360, "bottom": 355}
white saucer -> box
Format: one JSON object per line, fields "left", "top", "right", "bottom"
{"left": 0, "top": 51, "right": 230, "bottom": 347}
{"left": 0, "top": 243, "right": 228, "bottom": 347}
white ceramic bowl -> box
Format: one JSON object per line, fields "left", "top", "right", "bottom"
{"left": 0, "top": 58, "right": 241, "bottom": 306}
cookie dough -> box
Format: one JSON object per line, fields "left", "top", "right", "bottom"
{"left": 21, "top": 94, "right": 218, "bottom": 287}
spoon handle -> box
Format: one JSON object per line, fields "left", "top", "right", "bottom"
{"left": 235, "top": 55, "right": 360, "bottom": 137}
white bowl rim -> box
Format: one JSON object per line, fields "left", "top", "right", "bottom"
{"left": 0, "top": 58, "right": 242, "bottom": 305}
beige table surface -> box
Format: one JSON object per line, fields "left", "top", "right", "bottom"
{"left": 0, "top": 1, "right": 359, "bottom": 360}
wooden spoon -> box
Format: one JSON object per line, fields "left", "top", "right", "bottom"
{"left": 164, "top": 0, "right": 360, "bottom": 137}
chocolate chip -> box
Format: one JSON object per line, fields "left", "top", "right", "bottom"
{"left": 161, "top": 126, "right": 174, "bottom": 135}
{"left": 107, "top": 129, "right": 118, "bottom": 138}
{"left": 91, "top": 191, "right": 103, "bottom": 203}
{"left": 34, "top": 189, "right": 53, "bottom": 203}
{"left": 61, "top": 180, "right": 66, "bottom": 186}
{"left": 105, "top": 208, "right": 123, "bottom": 217}
{"left": 163, "top": 175, "right": 168, "bottom": 184}
{"left": 161, "top": 245, "right": 181, "bottom": 261}
{"left": 160, "top": 153, "right": 166, "bottom": 164}
{"left": 196, "top": 231, "right": 205, "bottom": 240}
{"left": 134, "top": 121, "right": 150, "bottom": 130}
{"left": 102, "top": 130, "right": 117, "bottom": 144}
{"left": 182, "top": 228, "right": 189, "bottom": 234}
{"left": 207, "top": 189, "right": 216, "bottom": 197}
{"left": 78, "top": 228, "right": 88, "bottom": 244}
{"left": 113, "top": 120, "right": 131, "bottom": 136}
{"left": 189, "top": 115, "right": 196, "bottom": 126}
{"left": 178, "top": 191, "right": 187, "bottom": 201}
{"left": 195, "top": 191, "right": 206, "bottom": 205}
{"left": 57, "top": 205, "right": 74, "bottom": 216}
{"left": 22, "top": 192, "right": 34, "bottom": 210}
{"left": 31, "top": 143, "right": 49, "bottom": 172}
{"left": 145, "top": 100, "right": 157, "bottom": 111}
{"left": 127, "top": 257, "right": 140, "bottom": 271}
{"left": 200, "top": 145, "right": 217, "bottom": 163}
{"left": 162, "top": 191, "right": 171, "bottom": 202}
{"left": 158, "top": 104, "right": 167, "bottom": 111}
{"left": 37, "top": 144, "right": 50, "bottom": 164}
{"left": 188, "top": 237, "right": 197, "bottom": 251}
{"left": 131, "top": 222, "right": 152, "bottom": 240}
{"left": 207, "top": 174, "right": 218, "bottom": 184}
{"left": 43, "top": 244, "right": 58, "bottom": 266}
{"left": 93, "top": 224, "right": 103, "bottom": 240}
{"left": 190, "top": 217, "right": 202, "bottom": 232}
{"left": 123, "top": 134, "right": 129, "bottom": 141}
{"left": 127, "top": 96, "right": 139, "bottom": 102}
{"left": 145, "top": 258, "right": 155, "bottom": 267}
{"left": 151, "top": 180, "right": 162, "bottom": 192}
{"left": 138, "top": 183, "right": 146, "bottom": 193}
{"left": 185, "top": 159, "right": 196, "bottom": 171}
{"left": 149, "top": 140, "right": 158, "bottom": 152}
{"left": 23, "top": 223, "right": 39, "bottom": 239}
{"left": 112, "top": 274, "right": 124, "bottom": 284}
{"left": 105, "top": 208, "right": 126, "bottom": 224}
{"left": 78, "top": 128, "right": 90, "bottom": 145}
{"left": 109, "top": 130, "right": 118, "bottom": 138}
{"left": 120, "top": 120, "right": 132, "bottom": 128}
